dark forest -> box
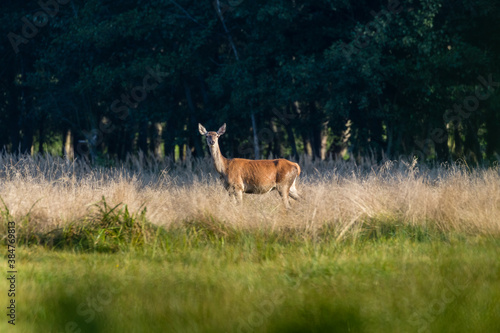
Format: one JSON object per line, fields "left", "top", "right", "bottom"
{"left": 2, "top": 0, "right": 499, "bottom": 164}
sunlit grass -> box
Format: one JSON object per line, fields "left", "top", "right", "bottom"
{"left": 0, "top": 153, "right": 499, "bottom": 332}
{"left": 1, "top": 233, "right": 499, "bottom": 333}
{"left": 0, "top": 153, "right": 499, "bottom": 238}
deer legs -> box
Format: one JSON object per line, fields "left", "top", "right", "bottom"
{"left": 278, "top": 176, "right": 301, "bottom": 209}
{"left": 227, "top": 185, "right": 243, "bottom": 204}
{"left": 276, "top": 183, "right": 292, "bottom": 209}
{"left": 289, "top": 178, "right": 301, "bottom": 201}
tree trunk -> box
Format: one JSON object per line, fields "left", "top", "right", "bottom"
{"left": 464, "top": 121, "right": 482, "bottom": 164}
{"left": 285, "top": 124, "right": 298, "bottom": 161}
{"left": 452, "top": 125, "right": 462, "bottom": 158}
{"left": 20, "top": 118, "right": 34, "bottom": 154}
{"left": 20, "top": 92, "right": 33, "bottom": 153}
{"left": 309, "top": 102, "right": 323, "bottom": 160}
{"left": 386, "top": 122, "right": 393, "bottom": 159}
{"left": 198, "top": 73, "right": 210, "bottom": 112}
{"left": 320, "top": 123, "right": 329, "bottom": 160}
{"left": 271, "top": 118, "right": 283, "bottom": 158}
{"left": 435, "top": 135, "right": 450, "bottom": 163}
{"left": 19, "top": 55, "right": 34, "bottom": 154}
{"left": 164, "top": 119, "right": 176, "bottom": 161}
{"left": 123, "top": 123, "right": 134, "bottom": 158}
{"left": 302, "top": 131, "right": 312, "bottom": 157}
{"left": 182, "top": 77, "right": 203, "bottom": 157}
{"left": 395, "top": 125, "right": 403, "bottom": 157}
{"left": 138, "top": 118, "right": 148, "bottom": 153}
{"left": 63, "top": 128, "right": 74, "bottom": 160}
{"left": 251, "top": 112, "right": 260, "bottom": 159}
{"left": 38, "top": 116, "right": 45, "bottom": 154}
{"left": 284, "top": 104, "right": 299, "bottom": 160}
{"left": 485, "top": 109, "right": 499, "bottom": 160}
{"left": 150, "top": 122, "right": 163, "bottom": 158}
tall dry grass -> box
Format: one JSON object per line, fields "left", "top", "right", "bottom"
{"left": 0, "top": 153, "right": 499, "bottom": 238}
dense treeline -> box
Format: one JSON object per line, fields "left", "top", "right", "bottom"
{"left": 1, "top": 0, "right": 499, "bottom": 164}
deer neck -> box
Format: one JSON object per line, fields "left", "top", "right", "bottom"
{"left": 209, "top": 143, "right": 227, "bottom": 175}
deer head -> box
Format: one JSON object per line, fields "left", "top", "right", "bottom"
{"left": 198, "top": 123, "right": 226, "bottom": 147}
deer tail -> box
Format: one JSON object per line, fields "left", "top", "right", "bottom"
{"left": 295, "top": 162, "right": 301, "bottom": 176}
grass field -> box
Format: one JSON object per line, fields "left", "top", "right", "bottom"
{"left": 1, "top": 154, "right": 499, "bottom": 332}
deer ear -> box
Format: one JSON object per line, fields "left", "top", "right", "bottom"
{"left": 217, "top": 123, "right": 226, "bottom": 136}
{"left": 198, "top": 123, "right": 207, "bottom": 136}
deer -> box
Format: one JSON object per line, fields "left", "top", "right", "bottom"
{"left": 198, "top": 123, "right": 301, "bottom": 209}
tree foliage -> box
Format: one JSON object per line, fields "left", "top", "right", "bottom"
{"left": 1, "top": 0, "right": 499, "bottom": 164}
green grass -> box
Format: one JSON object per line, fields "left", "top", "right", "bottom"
{"left": 1, "top": 154, "right": 499, "bottom": 332}
{"left": 2, "top": 222, "right": 499, "bottom": 333}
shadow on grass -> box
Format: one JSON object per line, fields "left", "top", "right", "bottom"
{"left": 267, "top": 297, "right": 365, "bottom": 333}
{"left": 29, "top": 291, "right": 103, "bottom": 333}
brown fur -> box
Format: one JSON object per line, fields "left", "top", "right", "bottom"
{"left": 199, "top": 123, "right": 301, "bottom": 208}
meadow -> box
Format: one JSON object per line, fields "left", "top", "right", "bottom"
{"left": 0, "top": 154, "right": 499, "bottom": 333}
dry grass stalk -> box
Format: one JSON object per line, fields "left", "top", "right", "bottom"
{"left": 0, "top": 154, "right": 499, "bottom": 238}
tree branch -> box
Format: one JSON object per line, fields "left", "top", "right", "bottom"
{"left": 215, "top": 0, "right": 240, "bottom": 61}
{"left": 169, "top": 0, "right": 206, "bottom": 29}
